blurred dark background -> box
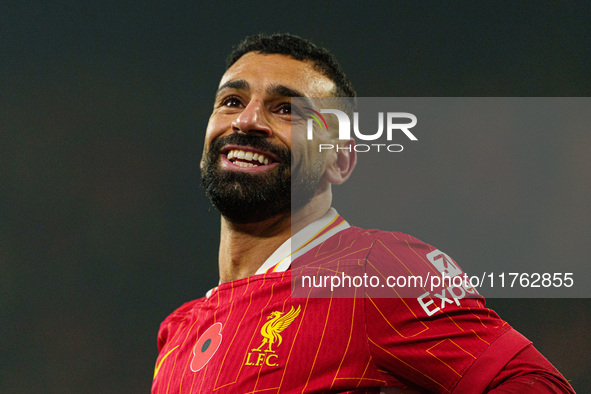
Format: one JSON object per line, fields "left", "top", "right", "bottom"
{"left": 1, "top": 1, "right": 589, "bottom": 392}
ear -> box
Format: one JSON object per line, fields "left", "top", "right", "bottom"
{"left": 325, "top": 139, "right": 356, "bottom": 185}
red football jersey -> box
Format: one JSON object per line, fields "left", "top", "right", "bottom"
{"left": 152, "top": 210, "right": 571, "bottom": 393}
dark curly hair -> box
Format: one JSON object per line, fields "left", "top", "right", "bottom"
{"left": 226, "top": 33, "right": 356, "bottom": 98}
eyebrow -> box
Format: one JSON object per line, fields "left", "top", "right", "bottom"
{"left": 266, "top": 84, "right": 305, "bottom": 98}
{"left": 216, "top": 79, "right": 250, "bottom": 97}
{"left": 215, "top": 80, "right": 306, "bottom": 99}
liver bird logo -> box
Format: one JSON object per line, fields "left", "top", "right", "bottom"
{"left": 252, "top": 305, "right": 301, "bottom": 353}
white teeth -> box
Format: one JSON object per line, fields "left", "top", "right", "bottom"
{"left": 226, "top": 149, "right": 271, "bottom": 165}
{"left": 235, "top": 161, "right": 256, "bottom": 167}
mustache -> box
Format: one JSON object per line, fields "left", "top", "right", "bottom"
{"left": 208, "top": 133, "right": 292, "bottom": 162}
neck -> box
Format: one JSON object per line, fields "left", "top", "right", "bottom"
{"left": 217, "top": 194, "right": 331, "bottom": 283}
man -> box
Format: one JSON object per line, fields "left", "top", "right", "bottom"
{"left": 152, "top": 34, "right": 574, "bottom": 393}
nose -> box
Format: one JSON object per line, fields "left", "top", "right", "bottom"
{"left": 231, "top": 100, "right": 273, "bottom": 137}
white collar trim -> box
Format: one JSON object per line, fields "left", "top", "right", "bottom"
{"left": 254, "top": 208, "right": 349, "bottom": 275}
{"left": 206, "top": 208, "right": 349, "bottom": 298}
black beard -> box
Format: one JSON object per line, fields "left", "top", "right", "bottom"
{"left": 201, "top": 133, "right": 322, "bottom": 224}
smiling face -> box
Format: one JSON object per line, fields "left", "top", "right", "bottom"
{"left": 200, "top": 53, "right": 337, "bottom": 223}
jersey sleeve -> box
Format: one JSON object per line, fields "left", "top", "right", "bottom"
{"left": 362, "top": 232, "right": 573, "bottom": 393}
{"left": 481, "top": 344, "right": 575, "bottom": 393}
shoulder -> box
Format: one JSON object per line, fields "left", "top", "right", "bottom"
{"left": 339, "top": 226, "right": 443, "bottom": 262}
{"left": 324, "top": 225, "right": 430, "bottom": 248}
{"left": 161, "top": 297, "right": 205, "bottom": 324}
{"left": 308, "top": 225, "right": 450, "bottom": 271}
{"left": 157, "top": 297, "right": 206, "bottom": 350}
{"left": 338, "top": 226, "right": 433, "bottom": 246}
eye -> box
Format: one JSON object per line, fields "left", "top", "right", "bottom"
{"left": 221, "top": 96, "right": 243, "bottom": 108}
{"left": 275, "top": 102, "right": 291, "bottom": 115}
